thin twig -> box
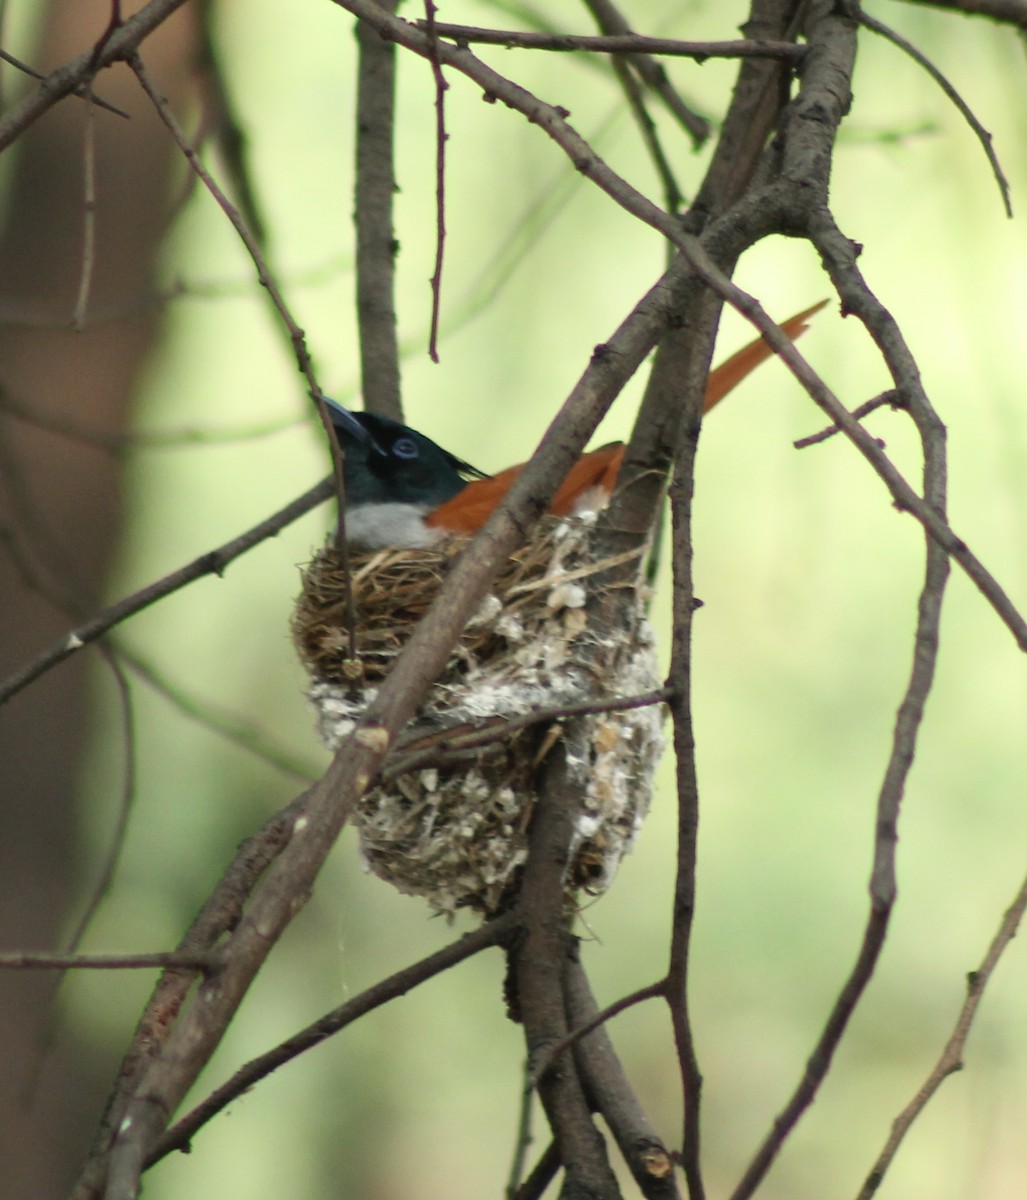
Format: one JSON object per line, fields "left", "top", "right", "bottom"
{"left": 892, "top": 0, "right": 1027, "bottom": 24}
{"left": 149, "top": 912, "right": 520, "bottom": 1163}
{"left": 856, "top": 866, "right": 1027, "bottom": 1199}
{"left": 115, "top": 644, "right": 320, "bottom": 782}
{"left": 0, "top": 477, "right": 333, "bottom": 707}
{"left": 0, "top": 47, "right": 130, "bottom": 117}
{"left": 665, "top": 339, "right": 706, "bottom": 1200}
{"left": 0, "top": 951, "right": 213, "bottom": 971}
{"left": 507, "top": 1059, "right": 536, "bottom": 1198}
{"left": 564, "top": 960, "right": 679, "bottom": 1199}
{"left": 581, "top": 0, "right": 710, "bottom": 146}
{"left": 72, "top": 84, "right": 98, "bottom": 329}
{"left": 603, "top": 37, "right": 685, "bottom": 212}
{"left": 413, "top": 24, "right": 807, "bottom": 62}
{"left": 0, "top": 0, "right": 191, "bottom": 152}
{"left": 704, "top": 219, "right": 1027, "bottom": 653}
{"left": 62, "top": 646, "right": 138, "bottom": 955}
{"left": 128, "top": 53, "right": 324, "bottom": 398}
{"left": 87, "top": 0, "right": 125, "bottom": 70}
{"left": 793, "top": 390, "right": 901, "bottom": 448}
{"left": 381, "top": 686, "right": 673, "bottom": 782}
{"left": 423, "top": 0, "right": 448, "bottom": 363}
{"left": 531, "top": 979, "right": 664, "bottom": 1084}
{"left": 354, "top": 0, "right": 403, "bottom": 419}
{"left": 857, "top": 8, "right": 1012, "bottom": 216}
{"left": 728, "top": 914, "right": 893, "bottom": 1200}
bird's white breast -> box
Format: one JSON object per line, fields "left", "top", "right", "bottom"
{"left": 341, "top": 502, "right": 446, "bottom": 550}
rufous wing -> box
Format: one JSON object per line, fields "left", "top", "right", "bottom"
{"left": 425, "top": 443, "right": 628, "bottom": 534}
{"left": 424, "top": 463, "right": 528, "bottom": 535}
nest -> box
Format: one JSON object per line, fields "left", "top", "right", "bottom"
{"left": 292, "top": 517, "right": 664, "bottom": 916}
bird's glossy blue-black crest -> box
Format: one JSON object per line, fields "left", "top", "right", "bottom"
{"left": 322, "top": 399, "right": 487, "bottom": 513}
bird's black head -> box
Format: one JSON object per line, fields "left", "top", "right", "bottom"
{"left": 324, "top": 399, "right": 486, "bottom": 514}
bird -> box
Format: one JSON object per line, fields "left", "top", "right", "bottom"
{"left": 324, "top": 302, "right": 826, "bottom": 551}
{"left": 296, "top": 302, "right": 827, "bottom": 913}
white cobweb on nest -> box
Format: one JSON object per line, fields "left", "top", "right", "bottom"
{"left": 293, "top": 518, "right": 665, "bottom": 916}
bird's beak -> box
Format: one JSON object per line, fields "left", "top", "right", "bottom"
{"left": 321, "top": 396, "right": 373, "bottom": 448}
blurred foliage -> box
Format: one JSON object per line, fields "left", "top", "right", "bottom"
{"left": 14, "top": 0, "right": 1023, "bottom": 1196}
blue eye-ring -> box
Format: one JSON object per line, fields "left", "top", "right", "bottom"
{"left": 392, "top": 436, "right": 419, "bottom": 460}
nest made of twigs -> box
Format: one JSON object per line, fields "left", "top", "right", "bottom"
{"left": 291, "top": 517, "right": 664, "bottom": 916}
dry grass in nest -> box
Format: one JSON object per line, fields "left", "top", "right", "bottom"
{"left": 292, "top": 518, "right": 664, "bottom": 915}
{"left": 292, "top": 518, "right": 633, "bottom": 692}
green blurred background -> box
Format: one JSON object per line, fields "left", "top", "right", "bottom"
{"left": 3, "top": 2, "right": 1027, "bottom": 1198}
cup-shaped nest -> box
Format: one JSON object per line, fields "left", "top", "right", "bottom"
{"left": 292, "top": 518, "right": 664, "bottom": 916}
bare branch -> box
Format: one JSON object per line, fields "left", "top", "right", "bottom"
{"left": 0, "top": 951, "right": 213, "bottom": 971}
{"left": 728, "top": 914, "right": 892, "bottom": 1200}
{"left": 564, "top": 961, "right": 679, "bottom": 1199}
{"left": 61, "top": 646, "right": 138, "bottom": 956}
{"left": 411, "top": 23, "right": 807, "bottom": 63}
{"left": 532, "top": 979, "right": 664, "bottom": 1083}
{"left": 665, "top": 346, "right": 706, "bottom": 1200}
{"left": 729, "top": 467, "right": 950, "bottom": 1200}
{"left": 423, "top": 0, "right": 449, "bottom": 364}
{"left": 75, "top": 794, "right": 306, "bottom": 1193}
{"left": 0, "top": 478, "right": 333, "bottom": 707}
{"left": 509, "top": 727, "right": 621, "bottom": 1199}
{"left": 724, "top": 7, "right": 951, "bottom": 1190}
{"left": 510, "top": 1140, "right": 561, "bottom": 1200}
{"left": 355, "top": 0, "right": 404, "bottom": 419}
{"left": 0, "top": 0, "right": 191, "bottom": 151}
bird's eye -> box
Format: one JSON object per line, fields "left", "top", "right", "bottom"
{"left": 392, "top": 436, "right": 419, "bottom": 460}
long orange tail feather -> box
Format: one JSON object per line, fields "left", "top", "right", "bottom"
{"left": 704, "top": 299, "right": 828, "bottom": 413}
{"left": 426, "top": 300, "right": 827, "bottom": 533}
